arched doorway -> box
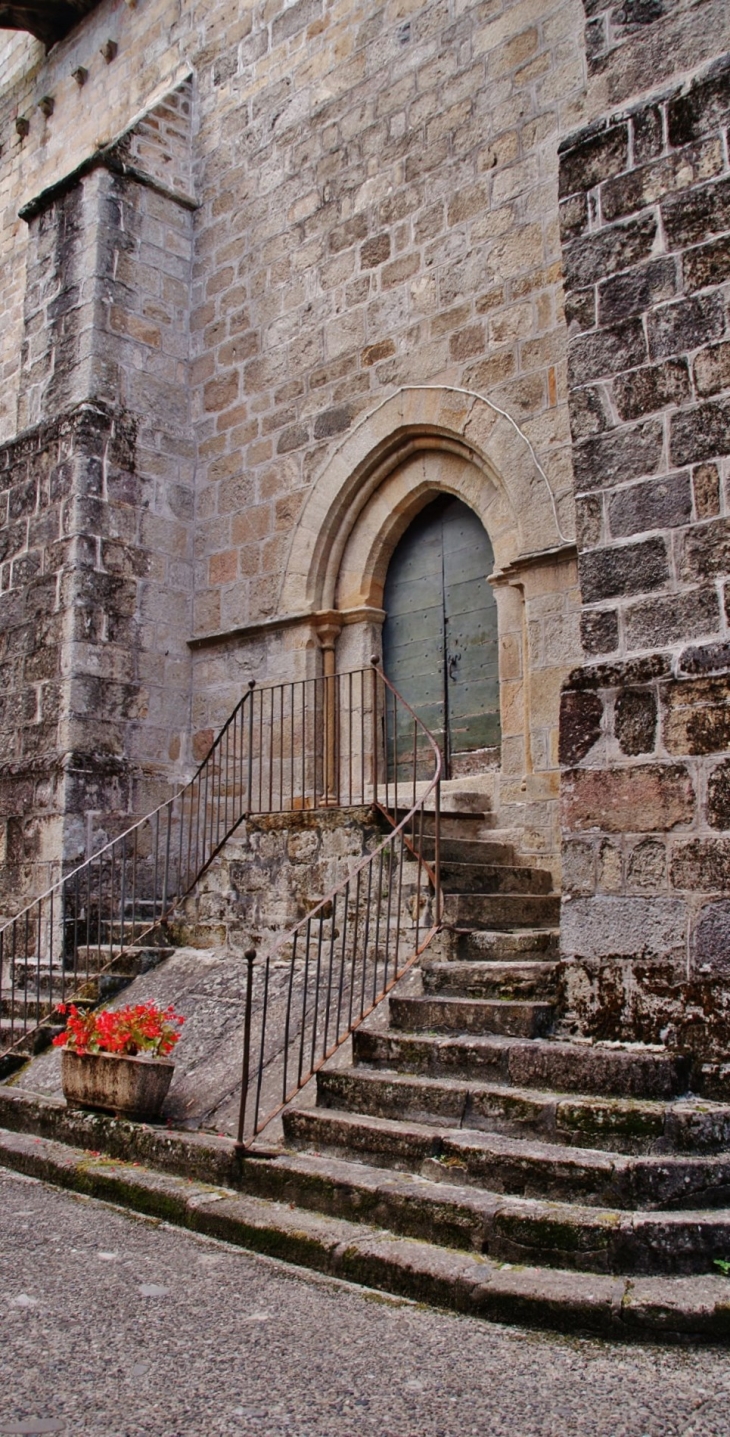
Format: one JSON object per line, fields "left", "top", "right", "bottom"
{"left": 382, "top": 496, "right": 500, "bottom": 775}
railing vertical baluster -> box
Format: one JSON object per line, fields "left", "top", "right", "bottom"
{"left": 382, "top": 838, "right": 395, "bottom": 993}
{"left": 10, "top": 922, "right": 17, "bottom": 1045}
{"left": 282, "top": 930, "right": 297, "bottom": 1103}
{"left": 323, "top": 891, "right": 337, "bottom": 1055}
{"left": 236, "top": 947, "right": 256, "bottom": 1147}
{"left": 131, "top": 825, "right": 138, "bottom": 946}
{"left": 348, "top": 870, "right": 361, "bottom": 1032}
{"left": 297, "top": 919, "right": 312, "bottom": 1088}
{"left": 311, "top": 906, "right": 324, "bottom": 1070}
{"left": 372, "top": 847, "right": 384, "bottom": 1004}
{"left": 253, "top": 950, "right": 270, "bottom": 1135}
{"left": 109, "top": 842, "right": 116, "bottom": 967}
{"left": 120, "top": 833, "right": 127, "bottom": 958}
{"left": 48, "top": 890, "right": 54, "bottom": 1023}
{"left": 360, "top": 859, "right": 373, "bottom": 1017}
{"left": 97, "top": 858, "right": 103, "bottom": 975}
{"left": 162, "top": 801, "right": 172, "bottom": 919}
{"left": 73, "top": 867, "right": 80, "bottom": 986}
{"left": 335, "top": 881, "right": 349, "bottom": 1041}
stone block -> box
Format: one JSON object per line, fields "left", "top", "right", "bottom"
{"left": 667, "top": 56, "right": 730, "bottom": 147}
{"left": 558, "top": 689, "right": 603, "bottom": 765}
{"left": 648, "top": 293, "right": 725, "bottom": 362}
{"left": 561, "top": 894, "right": 687, "bottom": 961}
{"left": 627, "top": 838, "right": 666, "bottom": 891}
{"left": 613, "top": 360, "right": 690, "bottom": 422}
{"left": 558, "top": 122, "right": 629, "bottom": 197}
{"left": 614, "top": 689, "right": 657, "bottom": 756}
{"left": 693, "top": 899, "right": 730, "bottom": 974}
{"left": 670, "top": 398, "right": 730, "bottom": 468}
{"left": 568, "top": 320, "right": 647, "bottom": 387}
{"left": 562, "top": 212, "right": 657, "bottom": 290}
{"left": 694, "top": 341, "right": 730, "bottom": 398}
{"left": 671, "top": 838, "right": 730, "bottom": 892}
{"left": 662, "top": 175, "right": 730, "bottom": 250}
{"left": 693, "top": 463, "right": 721, "bottom": 518}
{"left": 562, "top": 763, "right": 695, "bottom": 832}
{"left": 707, "top": 757, "right": 730, "bottom": 829}
{"left": 579, "top": 537, "right": 669, "bottom": 602}
{"left": 608, "top": 471, "right": 692, "bottom": 539}
{"left": 625, "top": 588, "right": 720, "bottom": 650}
{"left": 580, "top": 608, "right": 619, "bottom": 656}
{"left": 683, "top": 234, "right": 730, "bottom": 294}
{"left": 573, "top": 419, "right": 663, "bottom": 494}
{"left": 598, "top": 258, "right": 677, "bottom": 327}
{"left": 663, "top": 676, "right": 730, "bottom": 756}
{"left": 679, "top": 516, "right": 730, "bottom": 581}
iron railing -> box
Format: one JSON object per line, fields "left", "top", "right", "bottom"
{"left": 234, "top": 665, "right": 442, "bottom": 1147}
{"left": 0, "top": 666, "right": 442, "bottom": 1094}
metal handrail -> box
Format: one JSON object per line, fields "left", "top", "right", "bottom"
{"left": 0, "top": 665, "right": 442, "bottom": 1132}
{"left": 234, "top": 662, "right": 442, "bottom": 1147}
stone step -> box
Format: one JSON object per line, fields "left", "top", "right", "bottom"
{"left": 418, "top": 812, "right": 514, "bottom": 841}
{"left": 389, "top": 994, "right": 555, "bottom": 1039}
{"left": 284, "top": 1108, "right": 730, "bottom": 1211}
{"left": 450, "top": 928, "right": 560, "bottom": 962}
{"left": 421, "top": 837, "right": 516, "bottom": 865}
{"left": 3, "top": 1121, "right": 730, "bottom": 1340}
{"left": 239, "top": 1144, "right": 730, "bottom": 1276}
{"left": 353, "top": 1029, "right": 686, "bottom": 1100}
{"left": 439, "top": 863, "right": 553, "bottom": 896}
{"left": 73, "top": 945, "right": 175, "bottom": 975}
{"left": 443, "top": 893, "right": 561, "bottom": 930}
{"left": 316, "top": 1068, "right": 730, "bottom": 1155}
{"left": 422, "top": 960, "right": 558, "bottom": 1000}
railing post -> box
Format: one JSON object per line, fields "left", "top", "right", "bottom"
{"left": 236, "top": 947, "right": 256, "bottom": 1148}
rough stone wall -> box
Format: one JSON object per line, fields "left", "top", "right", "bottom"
{"left": 558, "top": 16, "right": 730, "bottom": 1066}
{"left": 0, "top": 403, "right": 129, "bottom": 912}
{"left": 0, "top": 0, "right": 589, "bottom": 899}
{"left": 175, "top": 807, "right": 385, "bottom": 954}
{"left": 0, "top": 78, "right": 197, "bottom": 909}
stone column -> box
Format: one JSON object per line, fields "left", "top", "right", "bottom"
{"left": 315, "top": 614, "right": 342, "bottom": 806}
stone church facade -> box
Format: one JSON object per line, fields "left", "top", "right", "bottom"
{"left": 2, "top": 0, "right": 730, "bottom": 1066}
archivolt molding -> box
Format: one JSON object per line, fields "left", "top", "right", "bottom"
{"left": 279, "top": 387, "right": 568, "bottom": 618}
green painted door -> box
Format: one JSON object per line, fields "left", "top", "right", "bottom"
{"left": 382, "top": 497, "right": 500, "bottom": 775}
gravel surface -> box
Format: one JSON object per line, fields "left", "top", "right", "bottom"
{"left": 2, "top": 1169, "right": 730, "bottom": 1437}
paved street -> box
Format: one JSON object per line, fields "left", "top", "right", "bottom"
{"left": 2, "top": 1169, "right": 730, "bottom": 1437}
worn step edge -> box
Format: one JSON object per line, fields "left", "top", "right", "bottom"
{"left": 389, "top": 994, "right": 555, "bottom": 1038}
{"left": 317, "top": 1068, "right": 730, "bottom": 1154}
{"left": 284, "top": 1107, "right": 730, "bottom": 1210}
{"left": 237, "top": 1146, "right": 730, "bottom": 1276}
{"left": 353, "top": 1029, "right": 686, "bottom": 1100}
{"left": 1, "top": 1123, "right": 730, "bottom": 1341}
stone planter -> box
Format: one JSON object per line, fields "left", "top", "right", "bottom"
{"left": 61, "top": 1049, "right": 175, "bottom": 1121}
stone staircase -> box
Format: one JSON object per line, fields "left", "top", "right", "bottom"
{"left": 235, "top": 803, "right": 730, "bottom": 1293}
{"left": 4, "top": 791, "right": 730, "bottom": 1336}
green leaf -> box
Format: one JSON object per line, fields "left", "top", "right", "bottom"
{"left": 713, "top": 1259, "right": 730, "bottom": 1276}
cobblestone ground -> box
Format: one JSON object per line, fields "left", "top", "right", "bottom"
{"left": 2, "top": 1169, "right": 730, "bottom": 1437}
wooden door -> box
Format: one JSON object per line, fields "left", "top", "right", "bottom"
{"left": 382, "top": 497, "right": 500, "bottom": 775}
